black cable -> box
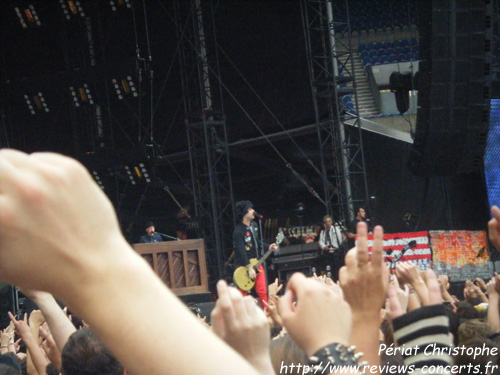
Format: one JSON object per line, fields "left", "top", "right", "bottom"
{"left": 130, "top": 0, "right": 143, "bottom": 143}
{"left": 157, "top": 0, "right": 327, "bottom": 207}
{"left": 210, "top": 1, "right": 226, "bottom": 115}
{"left": 142, "top": 0, "right": 154, "bottom": 144}
{"left": 216, "top": 44, "right": 326, "bottom": 180}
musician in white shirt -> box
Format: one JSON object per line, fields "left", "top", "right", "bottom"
{"left": 318, "top": 215, "right": 345, "bottom": 253}
{"left": 317, "top": 215, "right": 347, "bottom": 280}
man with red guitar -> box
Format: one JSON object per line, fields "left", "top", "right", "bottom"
{"left": 232, "top": 201, "right": 278, "bottom": 308}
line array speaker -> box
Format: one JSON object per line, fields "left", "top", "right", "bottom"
{"left": 409, "top": 0, "right": 493, "bottom": 176}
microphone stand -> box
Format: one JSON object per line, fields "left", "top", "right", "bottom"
{"left": 155, "top": 232, "right": 181, "bottom": 241}
{"left": 257, "top": 218, "right": 269, "bottom": 287}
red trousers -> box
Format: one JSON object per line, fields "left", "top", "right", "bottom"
{"left": 239, "top": 264, "right": 268, "bottom": 309}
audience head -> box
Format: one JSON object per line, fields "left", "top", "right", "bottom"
{"left": 269, "top": 334, "right": 308, "bottom": 375}
{"left": 453, "top": 337, "right": 500, "bottom": 374}
{"left": 458, "top": 319, "right": 492, "bottom": 345}
{"left": 456, "top": 301, "right": 479, "bottom": 321}
{"left": 0, "top": 353, "right": 21, "bottom": 375}
{"left": 61, "top": 328, "right": 123, "bottom": 375}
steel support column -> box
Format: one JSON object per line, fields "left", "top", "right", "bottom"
{"left": 301, "top": 0, "right": 369, "bottom": 224}
{"left": 175, "top": 0, "right": 235, "bottom": 284}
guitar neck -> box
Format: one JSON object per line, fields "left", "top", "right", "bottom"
{"left": 254, "top": 249, "right": 273, "bottom": 269}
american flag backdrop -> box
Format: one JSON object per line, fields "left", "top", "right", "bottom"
{"left": 362, "top": 232, "right": 432, "bottom": 270}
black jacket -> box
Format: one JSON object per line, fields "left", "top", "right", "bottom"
{"left": 232, "top": 222, "right": 262, "bottom": 267}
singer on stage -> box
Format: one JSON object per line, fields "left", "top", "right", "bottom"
{"left": 140, "top": 221, "right": 164, "bottom": 243}
{"left": 232, "top": 200, "right": 277, "bottom": 308}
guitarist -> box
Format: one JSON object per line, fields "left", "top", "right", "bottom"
{"left": 317, "top": 215, "right": 346, "bottom": 280}
{"left": 232, "top": 200, "right": 278, "bottom": 308}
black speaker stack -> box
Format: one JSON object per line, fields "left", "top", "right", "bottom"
{"left": 409, "top": 0, "right": 493, "bottom": 176}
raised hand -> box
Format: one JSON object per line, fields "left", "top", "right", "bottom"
{"left": 279, "top": 273, "right": 351, "bottom": 356}
{"left": 396, "top": 262, "right": 429, "bottom": 305}
{"left": 0, "top": 149, "right": 127, "bottom": 295}
{"left": 495, "top": 273, "right": 500, "bottom": 295}
{"left": 211, "top": 280, "right": 274, "bottom": 375}
{"left": 339, "top": 223, "right": 390, "bottom": 373}
{"left": 8, "top": 312, "right": 31, "bottom": 338}
{"left": 385, "top": 277, "right": 409, "bottom": 321}
{"left": 29, "top": 310, "right": 46, "bottom": 328}
{"left": 268, "top": 278, "right": 283, "bottom": 297}
{"left": 387, "top": 269, "right": 442, "bottom": 315}
{"left": 438, "top": 275, "right": 450, "bottom": 291}
{"left": 486, "top": 278, "right": 498, "bottom": 296}
{"left": 475, "top": 278, "right": 487, "bottom": 291}
{"left": 263, "top": 295, "right": 283, "bottom": 327}
{"left": 339, "top": 224, "right": 390, "bottom": 319}
{"left": 0, "top": 328, "right": 14, "bottom": 354}
{"left": 40, "top": 324, "right": 62, "bottom": 369}
{"left": 487, "top": 278, "right": 500, "bottom": 333}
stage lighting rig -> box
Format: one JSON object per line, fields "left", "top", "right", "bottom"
{"left": 111, "top": 76, "right": 138, "bottom": 100}
{"left": 110, "top": 0, "right": 132, "bottom": 12}
{"left": 24, "top": 93, "right": 49, "bottom": 115}
{"left": 60, "top": 0, "right": 85, "bottom": 20}
{"left": 15, "top": 5, "right": 41, "bottom": 28}
{"left": 69, "top": 84, "right": 95, "bottom": 107}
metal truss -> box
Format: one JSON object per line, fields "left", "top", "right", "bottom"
{"left": 301, "top": 0, "right": 369, "bottom": 223}
{"left": 175, "top": 0, "right": 235, "bottom": 284}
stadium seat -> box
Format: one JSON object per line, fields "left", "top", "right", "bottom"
{"left": 389, "top": 54, "right": 399, "bottom": 63}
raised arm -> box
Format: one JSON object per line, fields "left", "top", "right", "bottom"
{"left": 22, "top": 290, "right": 76, "bottom": 352}
{"left": 486, "top": 278, "right": 500, "bottom": 333}
{"left": 0, "top": 149, "right": 258, "bottom": 375}
{"left": 9, "top": 312, "right": 49, "bottom": 375}
{"left": 339, "top": 223, "right": 389, "bottom": 374}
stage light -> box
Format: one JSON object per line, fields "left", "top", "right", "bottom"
{"left": 110, "top": 0, "right": 132, "bottom": 12}
{"left": 70, "top": 84, "right": 95, "bottom": 107}
{"left": 24, "top": 94, "right": 35, "bottom": 115}
{"left": 37, "top": 92, "right": 49, "bottom": 112}
{"left": 134, "top": 166, "right": 142, "bottom": 178}
{"left": 59, "top": 0, "right": 70, "bottom": 20}
{"left": 124, "top": 165, "right": 136, "bottom": 185}
{"left": 15, "top": 8, "right": 27, "bottom": 28}
{"left": 24, "top": 93, "right": 49, "bottom": 115}
{"left": 61, "top": 0, "right": 85, "bottom": 20}
{"left": 28, "top": 5, "right": 41, "bottom": 26}
{"left": 112, "top": 76, "right": 138, "bottom": 100}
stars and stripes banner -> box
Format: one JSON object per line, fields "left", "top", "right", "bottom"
{"left": 363, "top": 231, "right": 432, "bottom": 270}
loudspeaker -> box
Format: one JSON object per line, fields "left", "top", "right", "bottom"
{"left": 409, "top": 0, "right": 492, "bottom": 176}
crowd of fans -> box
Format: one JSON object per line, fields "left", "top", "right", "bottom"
{"left": 0, "top": 149, "right": 500, "bottom": 374}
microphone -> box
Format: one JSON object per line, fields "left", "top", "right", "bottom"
{"left": 155, "top": 232, "right": 181, "bottom": 241}
{"left": 254, "top": 211, "right": 264, "bottom": 220}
